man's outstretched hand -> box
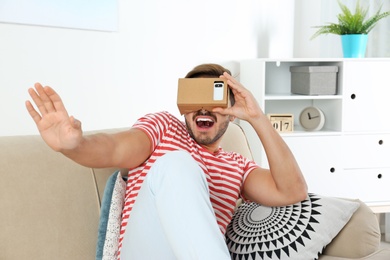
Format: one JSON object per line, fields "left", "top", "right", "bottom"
{"left": 25, "top": 83, "right": 82, "bottom": 152}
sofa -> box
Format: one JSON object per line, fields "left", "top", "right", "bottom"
{"left": 1, "top": 122, "right": 389, "bottom": 260}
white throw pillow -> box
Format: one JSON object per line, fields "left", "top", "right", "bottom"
{"left": 225, "top": 193, "right": 359, "bottom": 260}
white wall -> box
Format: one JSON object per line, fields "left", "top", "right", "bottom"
{"left": 1, "top": 0, "right": 387, "bottom": 136}
{"left": 0, "top": 0, "right": 262, "bottom": 136}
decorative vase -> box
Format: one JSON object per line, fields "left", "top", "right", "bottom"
{"left": 341, "top": 34, "right": 368, "bottom": 58}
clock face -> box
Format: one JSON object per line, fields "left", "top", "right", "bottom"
{"left": 299, "top": 106, "right": 325, "bottom": 131}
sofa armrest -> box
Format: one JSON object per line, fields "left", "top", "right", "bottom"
{"left": 319, "top": 249, "right": 390, "bottom": 260}
{"left": 321, "top": 199, "right": 381, "bottom": 258}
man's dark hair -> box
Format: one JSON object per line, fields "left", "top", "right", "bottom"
{"left": 185, "top": 63, "right": 235, "bottom": 106}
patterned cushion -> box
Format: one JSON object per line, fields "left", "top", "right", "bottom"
{"left": 225, "top": 194, "right": 360, "bottom": 260}
{"left": 96, "top": 171, "right": 126, "bottom": 260}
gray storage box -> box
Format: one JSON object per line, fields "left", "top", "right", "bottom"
{"left": 290, "top": 66, "right": 338, "bottom": 95}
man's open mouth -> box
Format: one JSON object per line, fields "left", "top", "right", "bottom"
{"left": 196, "top": 117, "right": 215, "bottom": 128}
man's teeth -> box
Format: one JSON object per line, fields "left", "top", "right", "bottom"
{"left": 197, "top": 118, "right": 213, "bottom": 122}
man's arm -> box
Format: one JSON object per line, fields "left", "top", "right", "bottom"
{"left": 214, "top": 73, "right": 308, "bottom": 206}
{"left": 242, "top": 118, "right": 307, "bottom": 206}
{"left": 60, "top": 129, "right": 151, "bottom": 169}
{"left": 26, "top": 83, "right": 151, "bottom": 169}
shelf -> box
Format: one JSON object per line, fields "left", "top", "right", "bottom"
{"left": 240, "top": 58, "right": 390, "bottom": 211}
{"left": 265, "top": 94, "right": 342, "bottom": 101}
{"left": 279, "top": 126, "right": 342, "bottom": 137}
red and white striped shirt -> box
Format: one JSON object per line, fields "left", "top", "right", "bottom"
{"left": 117, "top": 111, "right": 259, "bottom": 258}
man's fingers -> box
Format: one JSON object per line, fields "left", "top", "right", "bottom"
{"left": 28, "top": 85, "right": 48, "bottom": 115}
{"left": 221, "top": 72, "right": 246, "bottom": 95}
{"left": 42, "top": 86, "right": 67, "bottom": 113}
{"left": 70, "top": 116, "right": 82, "bottom": 130}
{"left": 34, "top": 83, "right": 57, "bottom": 113}
{"left": 27, "top": 83, "right": 68, "bottom": 117}
{"left": 25, "top": 100, "right": 42, "bottom": 124}
{"left": 212, "top": 107, "right": 232, "bottom": 116}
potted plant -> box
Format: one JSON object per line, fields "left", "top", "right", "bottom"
{"left": 311, "top": 0, "right": 390, "bottom": 58}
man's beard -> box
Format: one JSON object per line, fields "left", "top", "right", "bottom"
{"left": 185, "top": 115, "right": 230, "bottom": 146}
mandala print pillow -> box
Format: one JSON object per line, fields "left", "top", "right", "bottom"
{"left": 225, "top": 194, "right": 359, "bottom": 260}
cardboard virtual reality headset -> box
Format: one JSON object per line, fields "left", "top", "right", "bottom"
{"left": 177, "top": 78, "right": 229, "bottom": 115}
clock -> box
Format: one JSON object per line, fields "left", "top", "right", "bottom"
{"left": 299, "top": 106, "right": 325, "bottom": 131}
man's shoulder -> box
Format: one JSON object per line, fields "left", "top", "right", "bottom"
{"left": 140, "top": 111, "right": 185, "bottom": 130}
{"left": 145, "top": 111, "right": 180, "bottom": 120}
{"left": 137, "top": 111, "right": 175, "bottom": 123}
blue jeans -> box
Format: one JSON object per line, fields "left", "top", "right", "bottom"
{"left": 120, "top": 151, "right": 231, "bottom": 260}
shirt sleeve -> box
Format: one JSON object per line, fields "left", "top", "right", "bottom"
{"left": 131, "top": 111, "right": 172, "bottom": 152}
{"left": 241, "top": 157, "right": 260, "bottom": 202}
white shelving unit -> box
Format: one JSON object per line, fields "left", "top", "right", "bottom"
{"left": 238, "top": 58, "right": 390, "bottom": 215}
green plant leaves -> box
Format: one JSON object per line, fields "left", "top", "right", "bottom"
{"left": 311, "top": 0, "right": 390, "bottom": 40}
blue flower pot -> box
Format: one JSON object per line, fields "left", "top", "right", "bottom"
{"left": 341, "top": 34, "right": 368, "bottom": 58}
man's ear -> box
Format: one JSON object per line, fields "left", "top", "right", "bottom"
{"left": 229, "top": 116, "right": 236, "bottom": 122}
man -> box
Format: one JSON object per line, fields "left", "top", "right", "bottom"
{"left": 26, "top": 63, "right": 307, "bottom": 259}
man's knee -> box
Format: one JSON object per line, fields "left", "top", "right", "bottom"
{"left": 153, "top": 150, "right": 200, "bottom": 176}
{"left": 147, "top": 150, "right": 207, "bottom": 195}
